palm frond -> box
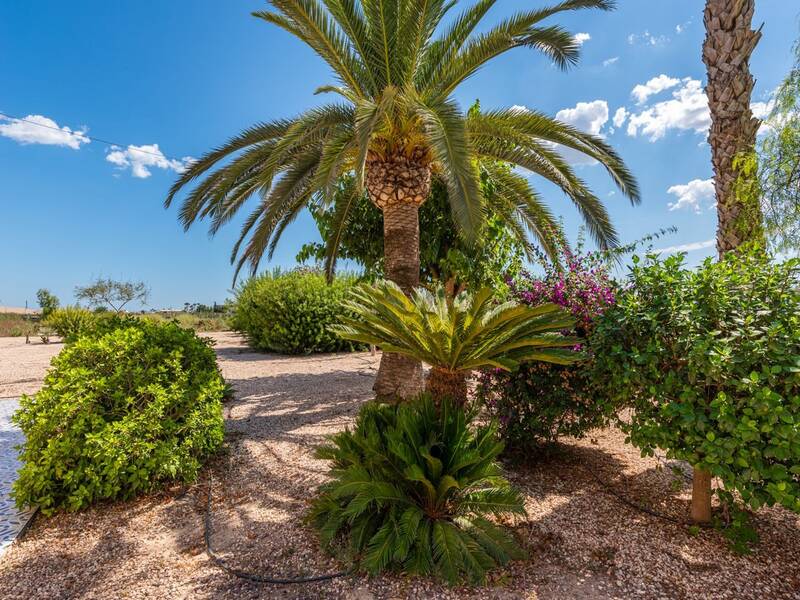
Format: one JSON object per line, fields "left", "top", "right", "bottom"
{"left": 331, "top": 280, "right": 584, "bottom": 372}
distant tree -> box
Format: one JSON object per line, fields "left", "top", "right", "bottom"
{"left": 75, "top": 278, "right": 149, "bottom": 313}
{"left": 36, "top": 289, "right": 60, "bottom": 318}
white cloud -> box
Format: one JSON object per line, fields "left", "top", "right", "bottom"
{"left": 751, "top": 99, "right": 775, "bottom": 120}
{"left": 602, "top": 56, "right": 619, "bottom": 67}
{"left": 0, "top": 114, "right": 89, "bottom": 149}
{"left": 667, "top": 178, "right": 715, "bottom": 213}
{"left": 627, "top": 30, "right": 669, "bottom": 46}
{"left": 675, "top": 19, "right": 692, "bottom": 34}
{"left": 554, "top": 100, "right": 609, "bottom": 165}
{"left": 631, "top": 74, "right": 681, "bottom": 105}
{"left": 511, "top": 101, "right": 609, "bottom": 166}
{"left": 106, "top": 144, "right": 193, "bottom": 179}
{"left": 655, "top": 239, "right": 715, "bottom": 254}
{"left": 627, "top": 78, "right": 710, "bottom": 141}
{"left": 573, "top": 32, "right": 591, "bottom": 46}
{"left": 612, "top": 107, "right": 628, "bottom": 128}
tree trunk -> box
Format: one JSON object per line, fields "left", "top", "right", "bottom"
{"left": 703, "top": 0, "right": 764, "bottom": 254}
{"left": 697, "top": 0, "right": 765, "bottom": 523}
{"left": 691, "top": 468, "right": 713, "bottom": 523}
{"left": 426, "top": 367, "right": 468, "bottom": 406}
{"left": 366, "top": 151, "right": 431, "bottom": 400}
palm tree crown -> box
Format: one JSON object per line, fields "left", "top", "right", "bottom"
{"left": 166, "top": 0, "right": 640, "bottom": 281}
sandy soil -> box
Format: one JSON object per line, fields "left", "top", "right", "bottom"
{"left": 0, "top": 333, "right": 798, "bottom": 600}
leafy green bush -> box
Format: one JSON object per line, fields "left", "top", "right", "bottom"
{"left": 231, "top": 269, "right": 364, "bottom": 354}
{"left": 477, "top": 363, "right": 610, "bottom": 451}
{"left": 309, "top": 395, "right": 526, "bottom": 585}
{"left": 590, "top": 251, "right": 800, "bottom": 514}
{"left": 13, "top": 320, "right": 224, "bottom": 513}
{"left": 43, "top": 306, "right": 95, "bottom": 342}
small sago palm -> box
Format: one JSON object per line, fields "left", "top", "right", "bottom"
{"left": 331, "top": 280, "right": 582, "bottom": 404}
{"left": 310, "top": 395, "right": 526, "bottom": 584}
{"left": 165, "top": 0, "right": 639, "bottom": 399}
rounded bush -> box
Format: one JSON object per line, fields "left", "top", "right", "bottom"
{"left": 13, "top": 320, "right": 224, "bottom": 513}
{"left": 231, "top": 269, "right": 365, "bottom": 354}
{"left": 43, "top": 306, "right": 95, "bottom": 342}
{"left": 590, "top": 251, "right": 800, "bottom": 514}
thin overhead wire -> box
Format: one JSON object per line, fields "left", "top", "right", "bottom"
{"left": 0, "top": 111, "right": 185, "bottom": 161}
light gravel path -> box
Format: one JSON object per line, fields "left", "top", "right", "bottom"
{"left": 0, "top": 333, "right": 798, "bottom": 599}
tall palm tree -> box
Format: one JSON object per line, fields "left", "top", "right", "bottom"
{"left": 703, "top": 0, "right": 764, "bottom": 254}
{"left": 166, "top": 0, "right": 640, "bottom": 399}
{"left": 696, "top": 0, "right": 764, "bottom": 524}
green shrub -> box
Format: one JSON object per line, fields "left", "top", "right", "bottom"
{"left": 590, "top": 251, "right": 800, "bottom": 515}
{"left": 231, "top": 269, "right": 364, "bottom": 354}
{"left": 476, "top": 362, "right": 610, "bottom": 450}
{"left": 44, "top": 306, "right": 95, "bottom": 342}
{"left": 12, "top": 320, "right": 224, "bottom": 514}
{"left": 309, "top": 395, "right": 526, "bottom": 585}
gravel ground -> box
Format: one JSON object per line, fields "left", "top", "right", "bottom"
{"left": 0, "top": 332, "right": 798, "bottom": 600}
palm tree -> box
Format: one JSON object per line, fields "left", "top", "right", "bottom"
{"left": 696, "top": 0, "right": 764, "bottom": 524}
{"left": 331, "top": 281, "right": 583, "bottom": 405}
{"left": 703, "top": 0, "right": 764, "bottom": 254}
{"left": 166, "top": 0, "right": 639, "bottom": 399}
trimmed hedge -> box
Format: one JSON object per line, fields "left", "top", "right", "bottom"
{"left": 231, "top": 269, "right": 365, "bottom": 354}
{"left": 13, "top": 320, "right": 224, "bottom": 513}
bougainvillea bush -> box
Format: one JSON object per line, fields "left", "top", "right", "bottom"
{"left": 13, "top": 320, "right": 225, "bottom": 514}
{"left": 476, "top": 245, "right": 616, "bottom": 450}
{"left": 590, "top": 251, "right": 800, "bottom": 515}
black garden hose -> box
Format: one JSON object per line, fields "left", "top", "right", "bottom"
{"left": 203, "top": 475, "right": 355, "bottom": 585}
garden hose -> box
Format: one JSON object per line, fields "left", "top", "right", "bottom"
{"left": 580, "top": 464, "right": 713, "bottom": 529}
{"left": 203, "top": 474, "right": 356, "bottom": 585}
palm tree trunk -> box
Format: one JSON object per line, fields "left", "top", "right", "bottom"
{"left": 697, "top": 0, "right": 764, "bottom": 524}
{"left": 703, "top": 0, "right": 764, "bottom": 254}
{"left": 426, "top": 367, "right": 468, "bottom": 406}
{"left": 366, "top": 152, "right": 431, "bottom": 400}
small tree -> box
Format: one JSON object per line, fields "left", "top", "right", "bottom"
{"left": 75, "top": 278, "right": 149, "bottom": 313}
{"left": 36, "top": 289, "right": 60, "bottom": 318}
{"left": 591, "top": 251, "right": 800, "bottom": 530}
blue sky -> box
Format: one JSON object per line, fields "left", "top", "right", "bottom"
{"left": 1, "top": 0, "right": 798, "bottom": 309}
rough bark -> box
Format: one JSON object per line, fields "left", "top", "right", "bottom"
{"left": 426, "top": 367, "right": 469, "bottom": 406}
{"left": 366, "top": 151, "right": 431, "bottom": 400}
{"left": 703, "top": 0, "right": 764, "bottom": 254}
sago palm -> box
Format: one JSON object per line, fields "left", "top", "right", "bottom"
{"left": 331, "top": 280, "right": 583, "bottom": 404}
{"left": 309, "top": 395, "right": 526, "bottom": 584}
{"left": 166, "top": 0, "right": 639, "bottom": 398}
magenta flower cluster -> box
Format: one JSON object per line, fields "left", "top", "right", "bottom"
{"left": 507, "top": 249, "right": 616, "bottom": 331}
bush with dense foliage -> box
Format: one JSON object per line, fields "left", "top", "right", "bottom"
{"left": 475, "top": 245, "right": 616, "bottom": 449}
{"left": 590, "top": 251, "right": 800, "bottom": 515}
{"left": 332, "top": 281, "right": 581, "bottom": 405}
{"left": 231, "top": 269, "right": 364, "bottom": 354}
{"left": 43, "top": 306, "right": 96, "bottom": 342}
{"left": 309, "top": 395, "right": 525, "bottom": 585}
{"left": 12, "top": 320, "right": 224, "bottom": 513}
